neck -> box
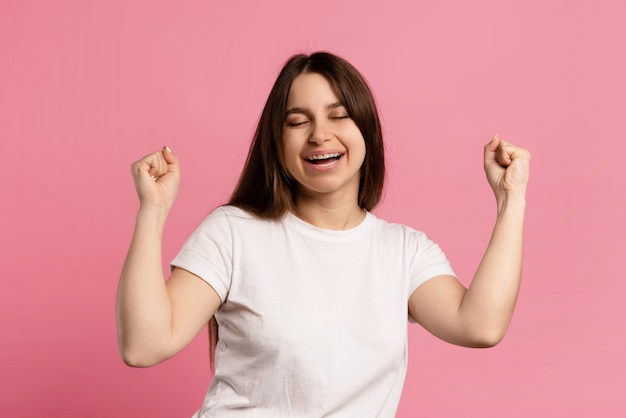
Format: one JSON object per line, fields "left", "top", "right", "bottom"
{"left": 292, "top": 194, "right": 366, "bottom": 230}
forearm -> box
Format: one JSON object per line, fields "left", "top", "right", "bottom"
{"left": 458, "top": 192, "right": 526, "bottom": 345}
{"left": 116, "top": 206, "right": 174, "bottom": 365}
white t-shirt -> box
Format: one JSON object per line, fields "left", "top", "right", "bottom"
{"left": 171, "top": 205, "right": 455, "bottom": 418}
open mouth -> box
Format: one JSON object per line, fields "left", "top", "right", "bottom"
{"left": 305, "top": 152, "right": 343, "bottom": 165}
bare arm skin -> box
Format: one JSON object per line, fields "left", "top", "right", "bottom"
{"left": 409, "top": 134, "right": 530, "bottom": 347}
{"left": 116, "top": 147, "right": 221, "bottom": 367}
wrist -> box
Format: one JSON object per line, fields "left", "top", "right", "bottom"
{"left": 496, "top": 191, "right": 526, "bottom": 216}
{"left": 136, "top": 204, "right": 171, "bottom": 229}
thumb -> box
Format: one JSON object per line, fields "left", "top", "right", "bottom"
{"left": 161, "top": 146, "right": 179, "bottom": 170}
{"left": 484, "top": 133, "right": 501, "bottom": 165}
{"left": 485, "top": 133, "right": 501, "bottom": 153}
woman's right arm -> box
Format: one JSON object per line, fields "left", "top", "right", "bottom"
{"left": 116, "top": 147, "right": 221, "bottom": 367}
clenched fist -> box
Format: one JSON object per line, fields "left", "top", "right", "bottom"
{"left": 130, "top": 146, "right": 180, "bottom": 211}
{"left": 484, "top": 134, "right": 531, "bottom": 202}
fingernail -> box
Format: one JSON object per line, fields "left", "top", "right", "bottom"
{"left": 151, "top": 175, "right": 157, "bottom": 181}
{"left": 165, "top": 146, "right": 172, "bottom": 153}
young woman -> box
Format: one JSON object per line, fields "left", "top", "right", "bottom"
{"left": 117, "top": 52, "right": 530, "bottom": 417}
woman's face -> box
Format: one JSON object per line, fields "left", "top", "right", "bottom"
{"left": 282, "top": 72, "right": 366, "bottom": 204}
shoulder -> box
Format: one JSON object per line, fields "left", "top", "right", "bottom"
{"left": 368, "top": 212, "right": 428, "bottom": 241}
{"left": 199, "top": 205, "right": 261, "bottom": 226}
{"left": 368, "top": 213, "right": 449, "bottom": 260}
{"left": 195, "top": 205, "right": 284, "bottom": 239}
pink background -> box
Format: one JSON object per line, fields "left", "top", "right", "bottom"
{"left": 2, "top": 0, "right": 625, "bottom": 416}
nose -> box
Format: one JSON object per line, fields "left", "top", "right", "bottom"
{"left": 308, "top": 120, "right": 332, "bottom": 144}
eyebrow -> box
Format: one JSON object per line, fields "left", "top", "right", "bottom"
{"left": 285, "top": 101, "right": 345, "bottom": 116}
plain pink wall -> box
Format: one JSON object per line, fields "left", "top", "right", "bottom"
{"left": 2, "top": 0, "right": 625, "bottom": 416}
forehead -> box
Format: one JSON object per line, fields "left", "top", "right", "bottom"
{"left": 286, "top": 72, "right": 341, "bottom": 108}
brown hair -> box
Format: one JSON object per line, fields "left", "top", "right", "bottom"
{"left": 229, "top": 51, "right": 385, "bottom": 215}
{"left": 208, "top": 51, "right": 386, "bottom": 369}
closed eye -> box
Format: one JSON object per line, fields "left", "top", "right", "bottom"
{"left": 285, "top": 119, "right": 310, "bottom": 127}
{"left": 287, "top": 120, "right": 309, "bottom": 128}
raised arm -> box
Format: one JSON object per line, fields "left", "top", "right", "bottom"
{"left": 409, "top": 134, "right": 530, "bottom": 347}
{"left": 116, "top": 147, "right": 221, "bottom": 367}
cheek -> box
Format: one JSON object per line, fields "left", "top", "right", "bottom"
{"left": 351, "top": 131, "right": 366, "bottom": 159}
{"left": 281, "top": 142, "right": 298, "bottom": 172}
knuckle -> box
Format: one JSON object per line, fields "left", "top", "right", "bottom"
{"left": 130, "top": 161, "right": 142, "bottom": 172}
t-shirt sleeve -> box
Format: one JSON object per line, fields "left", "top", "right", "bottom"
{"left": 170, "top": 207, "right": 233, "bottom": 302}
{"left": 408, "top": 231, "right": 456, "bottom": 299}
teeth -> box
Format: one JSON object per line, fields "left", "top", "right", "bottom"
{"left": 307, "top": 153, "right": 341, "bottom": 161}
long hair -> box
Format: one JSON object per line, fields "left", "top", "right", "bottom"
{"left": 208, "top": 52, "right": 386, "bottom": 369}
{"left": 229, "top": 51, "right": 385, "bottom": 215}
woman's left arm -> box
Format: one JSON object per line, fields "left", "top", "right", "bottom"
{"left": 409, "top": 134, "right": 530, "bottom": 347}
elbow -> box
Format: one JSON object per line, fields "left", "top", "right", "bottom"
{"left": 469, "top": 327, "right": 507, "bottom": 348}
{"left": 118, "top": 340, "right": 168, "bottom": 368}
{"left": 116, "top": 325, "right": 176, "bottom": 367}
{"left": 120, "top": 351, "right": 158, "bottom": 368}
{"left": 456, "top": 321, "right": 507, "bottom": 348}
{"left": 472, "top": 333, "right": 504, "bottom": 348}
{"left": 458, "top": 311, "right": 513, "bottom": 348}
{"left": 442, "top": 326, "right": 506, "bottom": 348}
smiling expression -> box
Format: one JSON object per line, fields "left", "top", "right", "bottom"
{"left": 282, "top": 72, "right": 366, "bottom": 203}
